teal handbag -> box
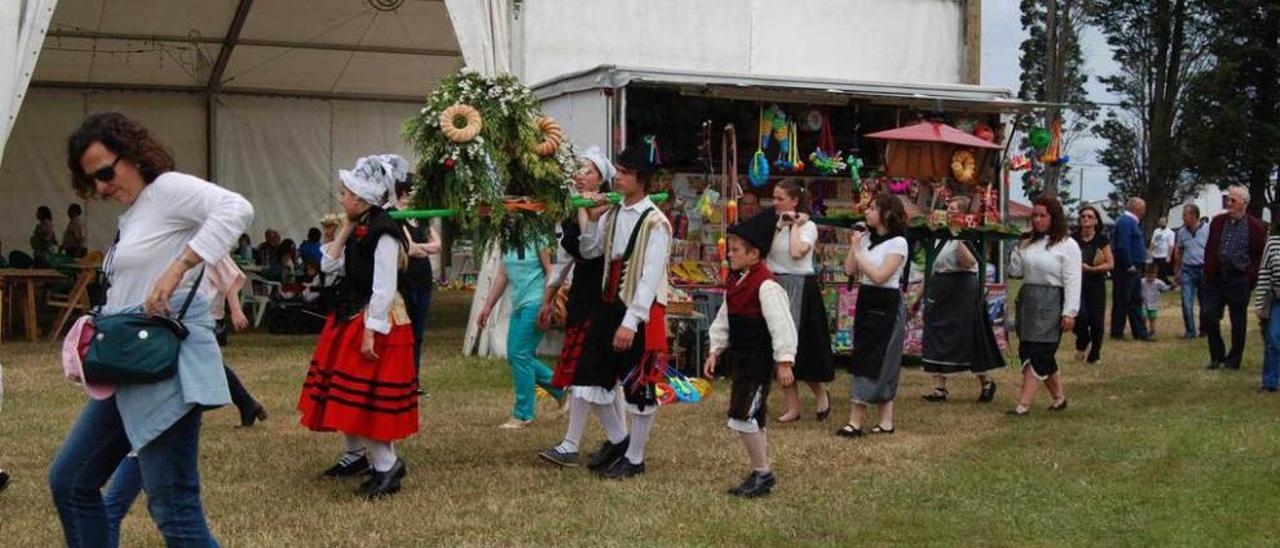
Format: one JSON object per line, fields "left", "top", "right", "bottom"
{"left": 83, "top": 267, "right": 205, "bottom": 385}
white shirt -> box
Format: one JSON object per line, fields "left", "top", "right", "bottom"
{"left": 106, "top": 172, "right": 254, "bottom": 309}
{"left": 322, "top": 231, "right": 399, "bottom": 334}
{"left": 708, "top": 277, "right": 798, "bottom": 362}
{"left": 767, "top": 221, "right": 818, "bottom": 275}
{"left": 933, "top": 241, "right": 979, "bottom": 274}
{"left": 580, "top": 196, "right": 671, "bottom": 331}
{"left": 859, "top": 236, "right": 909, "bottom": 288}
{"left": 1150, "top": 227, "right": 1175, "bottom": 259}
{"left": 1008, "top": 237, "right": 1083, "bottom": 317}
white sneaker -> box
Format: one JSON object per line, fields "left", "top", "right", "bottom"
{"left": 500, "top": 418, "right": 532, "bottom": 429}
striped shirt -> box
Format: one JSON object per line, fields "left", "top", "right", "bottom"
{"left": 1253, "top": 235, "right": 1280, "bottom": 310}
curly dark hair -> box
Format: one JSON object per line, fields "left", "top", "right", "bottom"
{"left": 1032, "top": 196, "right": 1069, "bottom": 246}
{"left": 872, "top": 193, "right": 907, "bottom": 234}
{"left": 67, "top": 112, "right": 175, "bottom": 199}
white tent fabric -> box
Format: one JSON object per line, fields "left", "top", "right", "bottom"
{"left": 0, "top": 0, "right": 58, "bottom": 167}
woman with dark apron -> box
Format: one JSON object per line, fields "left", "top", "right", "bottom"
{"left": 922, "top": 196, "right": 1004, "bottom": 402}
{"left": 837, "top": 194, "right": 910, "bottom": 437}
{"left": 1008, "top": 196, "right": 1081, "bottom": 416}
{"left": 1072, "top": 205, "right": 1112, "bottom": 364}
{"left": 768, "top": 180, "right": 835, "bottom": 422}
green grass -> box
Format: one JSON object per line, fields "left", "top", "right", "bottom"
{"left": 1, "top": 290, "right": 1278, "bottom": 546}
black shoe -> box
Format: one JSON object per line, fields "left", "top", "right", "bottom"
{"left": 815, "top": 389, "right": 832, "bottom": 422}
{"left": 586, "top": 437, "right": 629, "bottom": 471}
{"left": 1206, "top": 361, "right": 1223, "bottom": 370}
{"left": 1225, "top": 362, "right": 1241, "bottom": 371}
{"left": 1048, "top": 399, "right": 1068, "bottom": 412}
{"left": 835, "top": 424, "right": 864, "bottom": 438}
{"left": 1006, "top": 407, "right": 1030, "bottom": 417}
{"left": 1109, "top": 334, "right": 1126, "bottom": 341}
{"left": 922, "top": 387, "right": 948, "bottom": 402}
{"left": 537, "top": 447, "right": 580, "bottom": 467}
{"left": 598, "top": 458, "right": 645, "bottom": 479}
{"left": 728, "top": 471, "right": 776, "bottom": 498}
{"left": 322, "top": 456, "right": 370, "bottom": 478}
{"left": 0, "top": 469, "right": 9, "bottom": 493}
{"left": 978, "top": 382, "right": 997, "bottom": 403}
{"left": 357, "top": 458, "right": 406, "bottom": 499}
{"left": 239, "top": 403, "right": 268, "bottom": 427}
{"left": 1259, "top": 387, "right": 1278, "bottom": 394}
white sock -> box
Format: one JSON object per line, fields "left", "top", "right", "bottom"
{"left": 613, "top": 385, "right": 627, "bottom": 427}
{"left": 592, "top": 402, "right": 627, "bottom": 444}
{"left": 623, "top": 412, "right": 654, "bottom": 465}
{"left": 365, "top": 439, "right": 397, "bottom": 473}
{"left": 740, "top": 430, "right": 769, "bottom": 473}
{"left": 555, "top": 396, "right": 590, "bottom": 453}
{"left": 340, "top": 435, "right": 367, "bottom": 465}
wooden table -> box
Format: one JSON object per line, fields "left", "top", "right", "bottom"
{"left": 47, "top": 260, "right": 103, "bottom": 341}
{"left": 0, "top": 268, "right": 71, "bottom": 342}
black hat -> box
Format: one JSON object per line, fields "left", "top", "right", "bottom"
{"left": 615, "top": 146, "right": 658, "bottom": 176}
{"left": 728, "top": 208, "right": 778, "bottom": 256}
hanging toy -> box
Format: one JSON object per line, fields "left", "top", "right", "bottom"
{"left": 888, "top": 178, "right": 914, "bottom": 195}
{"left": 848, "top": 155, "right": 864, "bottom": 189}
{"left": 727, "top": 198, "right": 738, "bottom": 225}
{"left": 1040, "top": 117, "right": 1063, "bottom": 165}
{"left": 697, "top": 189, "right": 722, "bottom": 221}
{"left": 643, "top": 135, "right": 663, "bottom": 166}
{"left": 1006, "top": 155, "right": 1031, "bottom": 171}
{"left": 1028, "top": 126, "right": 1052, "bottom": 152}
{"left": 788, "top": 122, "right": 804, "bottom": 173}
{"left": 749, "top": 107, "right": 771, "bottom": 187}
{"left": 973, "top": 123, "right": 996, "bottom": 143}
{"left": 773, "top": 119, "right": 793, "bottom": 171}
{"left": 809, "top": 112, "right": 846, "bottom": 175}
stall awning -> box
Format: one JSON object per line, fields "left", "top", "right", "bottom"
{"left": 531, "top": 65, "right": 1038, "bottom": 113}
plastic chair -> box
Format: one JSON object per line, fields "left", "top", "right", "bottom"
{"left": 242, "top": 273, "right": 281, "bottom": 328}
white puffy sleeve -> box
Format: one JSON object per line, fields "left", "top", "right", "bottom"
{"left": 760, "top": 280, "right": 797, "bottom": 362}
{"left": 708, "top": 302, "right": 729, "bottom": 357}
{"left": 622, "top": 219, "right": 671, "bottom": 331}
{"left": 1060, "top": 240, "right": 1083, "bottom": 318}
{"left": 365, "top": 234, "right": 399, "bottom": 334}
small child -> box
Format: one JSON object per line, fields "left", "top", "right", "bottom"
{"left": 1140, "top": 262, "right": 1171, "bottom": 338}
{"left": 704, "top": 211, "right": 797, "bottom": 498}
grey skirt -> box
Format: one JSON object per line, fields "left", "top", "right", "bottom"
{"left": 851, "top": 298, "right": 907, "bottom": 405}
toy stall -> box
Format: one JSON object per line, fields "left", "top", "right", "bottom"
{"left": 530, "top": 66, "right": 1032, "bottom": 370}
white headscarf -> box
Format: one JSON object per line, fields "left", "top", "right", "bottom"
{"left": 340, "top": 154, "right": 410, "bottom": 208}
{"left": 580, "top": 146, "right": 616, "bottom": 183}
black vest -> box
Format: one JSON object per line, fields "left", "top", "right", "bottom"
{"left": 334, "top": 208, "right": 405, "bottom": 320}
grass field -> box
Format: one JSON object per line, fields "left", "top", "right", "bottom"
{"left": 2, "top": 289, "right": 1278, "bottom": 546}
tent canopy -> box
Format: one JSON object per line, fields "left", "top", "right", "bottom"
{"left": 34, "top": 0, "right": 464, "bottom": 102}
{"left": 865, "top": 121, "right": 1004, "bottom": 149}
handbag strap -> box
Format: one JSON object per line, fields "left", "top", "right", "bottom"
{"left": 174, "top": 266, "right": 206, "bottom": 321}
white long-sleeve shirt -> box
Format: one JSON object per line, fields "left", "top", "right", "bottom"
{"left": 707, "top": 278, "right": 798, "bottom": 363}
{"left": 106, "top": 172, "right": 254, "bottom": 309}
{"left": 1008, "top": 236, "right": 1083, "bottom": 317}
{"left": 579, "top": 197, "right": 671, "bottom": 331}
{"left": 321, "top": 233, "right": 399, "bottom": 334}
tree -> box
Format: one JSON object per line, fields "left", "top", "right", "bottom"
{"left": 1089, "top": 0, "right": 1211, "bottom": 231}
{"left": 1182, "top": 0, "right": 1280, "bottom": 216}
{"left": 1017, "top": 0, "right": 1094, "bottom": 203}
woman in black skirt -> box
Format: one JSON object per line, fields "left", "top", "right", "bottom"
{"left": 1072, "top": 205, "right": 1112, "bottom": 364}
{"left": 768, "top": 180, "right": 835, "bottom": 422}
{"left": 921, "top": 196, "right": 1004, "bottom": 402}
{"left": 1007, "top": 196, "right": 1081, "bottom": 416}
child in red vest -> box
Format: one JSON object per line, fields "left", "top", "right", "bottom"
{"left": 704, "top": 210, "right": 797, "bottom": 497}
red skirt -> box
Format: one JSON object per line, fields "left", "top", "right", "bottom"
{"left": 552, "top": 318, "right": 590, "bottom": 389}
{"left": 297, "top": 313, "right": 419, "bottom": 442}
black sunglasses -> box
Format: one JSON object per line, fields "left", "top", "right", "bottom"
{"left": 89, "top": 156, "right": 123, "bottom": 184}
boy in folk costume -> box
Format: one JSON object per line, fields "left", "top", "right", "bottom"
{"left": 704, "top": 210, "right": 797, "bottom": 498}
{"left": 297, "top": 154, "right": 417, "bottom": 499}
{"left": 561, "top": 146, "right": 672, "bottom": 479}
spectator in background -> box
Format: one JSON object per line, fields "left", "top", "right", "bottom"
{"left": 61, "top": 204, "right": 87, "bottom": 258}
{"left": 1252, "top": 203, "right": 1280, "bottom": 393}
{"left": 31, "top": 205, "right": 58, "bottom": 266}
{"left": 1150, "top": 216, "right": 1175, "bottom": 284}
{"left": 1073, "top": 205, "right": 1113, "bottom": 364}
{"left": 255, "top": 228, "right": 281, "bottom": 266}
{"left": 234, "top": 234, "right": 254, "bottom": 263}
{"left": 1140, "top": 263, "right": 1172, "bottom": 339}
{"left": 299, "top": 227, "right": 323, "bottom": 265}
{"left": 738, "top": 192, "right": 761, "bottom": 220}
{"left": 1172, "top": 204, "right": 1209, "bottom": 339}
{"left": 1203, "top": 185, "right": 1266, "bottom": 370}
{"left": 1110, "top": 198, "right": 1152, "bottom": 341}
{"left": 266, "top": 238, "right": 300, "bottom": 283}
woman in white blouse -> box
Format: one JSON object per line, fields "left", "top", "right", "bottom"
{"left": 50, "top": 112, "right": 253, "bottom": 545}
{"left": 838, "top": 194, "right": 910, "bottom": 437}
{"left": 1007, "top": 196, "right": 1081, "bottom": 416}
{"left": 768, "top": 181, "right": 835, "bottom": 423}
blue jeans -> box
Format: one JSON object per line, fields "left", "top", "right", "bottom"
{"left": 1179, "top": 265, "right": 1204, "bottom": 337}
{"left": 49, "top": 399, "right": 217, "bottom": 547}
{"left": 104, "top": 457, "right": 143, "bottom": 547}
{"left": 1265, "top": 305, "right": 1280, "bottom": 390}
{"left": 507, "top": 304, "right": 562, "bottom": 420}
{"left": 402, "top": 285, "right": 433, "bottom": 378}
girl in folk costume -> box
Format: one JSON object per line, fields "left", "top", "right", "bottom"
{"left": 297, "top": 154, "right": 416, "bottom": 499}
{"left": 537, "top": 147, "right": 629, "bottom": 466}
{"left": 704, "top": 211, "right": 797, "bottom": 498}
{"left": 839, "top": 194, "right": 910, "bottom": 438}
{"left": 563, "top": 146, "right": 672, "bottom": 479}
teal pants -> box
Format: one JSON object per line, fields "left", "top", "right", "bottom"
{"left": 508, "top": 305, "right": 563, "bottom": 420}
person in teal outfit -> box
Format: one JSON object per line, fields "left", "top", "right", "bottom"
{"left": 478, "top": 244, "right": 564, "bottom": 428}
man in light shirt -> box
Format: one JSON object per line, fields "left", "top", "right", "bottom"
{"left": 1172, "top": 204, "right": 1209, "bottom": 339}
{"left": 1149, "top": 216, "right": 1176, "bottom": 285}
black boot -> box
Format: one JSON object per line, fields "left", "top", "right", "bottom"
{"left": 978, "top": 381, "right": 997, "bottom": 403}
{"left": 728, "top": 471, "right": 776, "bottom": 498}
{"left": 322, "top": 455, "right": 369, "bottom": 478}
{"left": 358, "top": 459, "right": 407, "bottom": 499}
{"left": 586, "top": 437, "right": 629, "bottom": 471}
{"left": 225, "top": 366, "right": 266, "bottom": 427}
{"left": 598, "top": 458, "right": 645, "bottom": 480}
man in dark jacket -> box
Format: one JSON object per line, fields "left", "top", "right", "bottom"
{"left": 1111, "top": 197, "right": 1152, "bottom": 340}
{"left": 1203, "top": 185, "right": 1267, "bottom": 370}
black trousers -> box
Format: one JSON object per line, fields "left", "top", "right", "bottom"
{"left": 1110, "top": 268, "right": 1150, "bottom": 339}
{"left": 1074, "top": 276, "right": 1107, "bottom": 361}
{"left": 1201, "top": 276, "right": 1250, "bottom": 367}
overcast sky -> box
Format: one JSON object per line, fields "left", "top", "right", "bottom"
{"left": 981, "top": 0, "right": 1121, "bottom": 204}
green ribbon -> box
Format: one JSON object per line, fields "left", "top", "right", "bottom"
{"left": 389, "top": 192, "right": 670, "bottom": 220}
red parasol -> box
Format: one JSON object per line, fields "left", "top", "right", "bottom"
{"left": 866, "top": 120, "right": 1001, "bottom": 179}
{"left": 865, "top": 121, "right": 1003, "bottom": 149}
